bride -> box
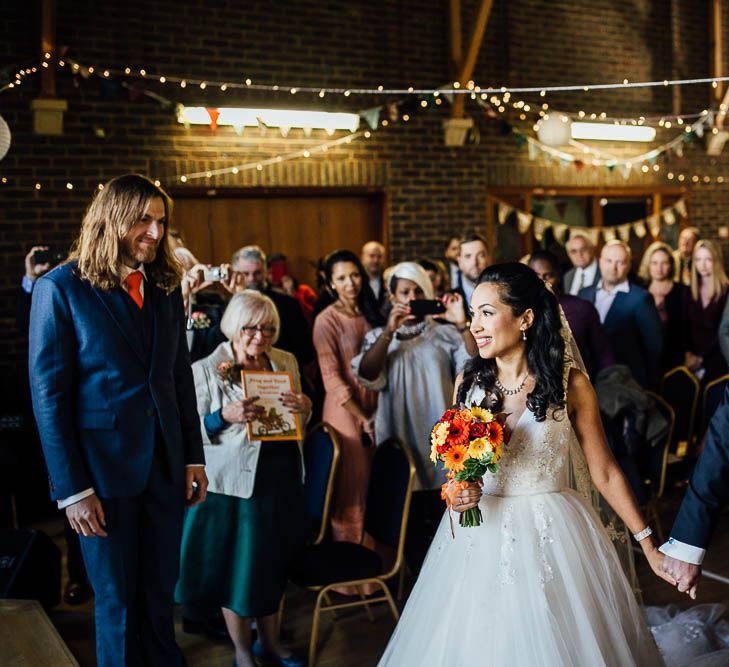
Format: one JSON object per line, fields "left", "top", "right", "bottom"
{"left": 379, "top": 262, "right": 673, "bottom": 667}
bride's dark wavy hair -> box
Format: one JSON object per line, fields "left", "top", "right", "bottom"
{"left": 456, "top": 262, "right": 565, "bottom": 421}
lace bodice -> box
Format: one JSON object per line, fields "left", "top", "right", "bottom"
{"left": 465, "top": 384, "right": 572, "bottom": 497}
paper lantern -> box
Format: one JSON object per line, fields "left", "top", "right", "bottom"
{"left": 537, "top": 115, "right": 572, "bottom": 147}
{"left": 0, "top": 114, "right": 10, "bottom": 161}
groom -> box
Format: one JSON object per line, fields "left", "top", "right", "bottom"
{"left": 660, "top": 385, "right": 729, "bottom": 598}
{"left": 29, "top": 174, "right": 208, "bottom": 666}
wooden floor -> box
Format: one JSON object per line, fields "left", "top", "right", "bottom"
{"left": 35, "top": 493, "right": 729, "bottom": 667}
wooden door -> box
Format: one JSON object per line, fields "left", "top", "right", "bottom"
{"left": 171, "top": 194, "right": 384, "bottom": 286}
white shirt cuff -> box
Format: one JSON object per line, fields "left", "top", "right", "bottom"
{"left": 58, "top": 487, "right": 95, "bottom": 509}
{"left": 186, "top": 464, "right": 205, "bottom": 467}
{"left": 659, "top": 537, "right": 706, "bottom": 565}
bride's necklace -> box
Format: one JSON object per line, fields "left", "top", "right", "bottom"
{"left": 396, "top": 320, "right": 428, "bottom": 338}
{"left": 495, "top": 372, "right": 529, "bottom": 396}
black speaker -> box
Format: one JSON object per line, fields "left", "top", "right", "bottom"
{"left": 0, "top": 529, "right": 61, "bottom": 608}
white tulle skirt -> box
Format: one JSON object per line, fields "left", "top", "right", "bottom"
{"left": 379, "top": 488, "right": 664, "bottom": 667}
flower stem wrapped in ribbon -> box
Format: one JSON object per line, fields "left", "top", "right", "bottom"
{"left": 431, "top": 405, "right": 508, "bottom": 532}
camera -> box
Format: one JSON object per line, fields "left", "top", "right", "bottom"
{"left": 203, "top": 265, "right": 229, "bottom": 282}
{"left": 33, "top": 249, "right": 66, "bottom": 266}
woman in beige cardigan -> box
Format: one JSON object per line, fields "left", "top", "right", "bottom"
{"left": 176, "top": 290, "right": 310, "bottom": 667}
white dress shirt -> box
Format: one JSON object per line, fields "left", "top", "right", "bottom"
{"left": 369, "top": 275, "right": 383, "bottom": 300}
{"left": 569, "top": 259, "right": 599, "bottom": 296}
{"left": 460, "top": 275, "right": 476, "bottom": 306}
{"left": 594, "top": 279, "right": 630, "bottom": 323}
{"left": 658, "top": 537, "right": 706, "bottom": 565}
{"left": 58, "top": 265, "right": 203, "bottom": 509}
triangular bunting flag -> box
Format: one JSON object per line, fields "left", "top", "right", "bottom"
{"left": 617, "top": 224, "right": 632, "bottom": 242}
{"left": 553, "top": 223, "right": 568, "bottom": 243}
{"left": 533, "top": 217, "right": 549, "bottom": 242}
{"left": 662, "top": 209, "right": 676, "bottom": 226}
{"left": 516, "top": 211, "right": 533, "bottom": 234}
{"left": 586, "top": 228, "right": 601, "bottom": 246}
{"left": 633, "top": 220, "right": 647, "bottom": 238}
{"left": 498, "top": 202, "right": 514, "bottom": 225}
{"left": 674, "top": 199, "right": 687, "bottom": 217}
{"left": 361, "top": 107, "right": 381, "bottom": 130}
{"left": 647, "top": 214, "right": 661, "bottom": 237}
{"left": 621, "top": 163, "right": 632, "bottom": 180}
{"left": 602, "top": 227, "right": 617, "bottom": 242}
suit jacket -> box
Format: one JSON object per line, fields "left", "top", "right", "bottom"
{"left": 579, "top": 282, "right": 662, "bottom": 388}
{"left": 558, "top": 294, "right": 615, "bottom": 378}
{"left": 720, "top": 297, "right": 729, "bottom": 366}
{"left": 264, "top": 287, "right": 315, "bottom": 367}
{"left": 564, "top": 263, "right": 601, "bottom": 295}
{"left": 670, "top": 385, "right": 729, "bottom": 549}
{"left": 29, "top": 262, "right": 204, "bottom": 501}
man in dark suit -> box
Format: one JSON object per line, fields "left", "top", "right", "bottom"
{"left": 361, "top": 240, "right": 388, "bottom": 309}
{"left": 29, "top": 175, "right": 208, "bottom": 666}
{"left": 229, "top": 245, "right": 315, "bottom": 367}
{"left": 579, "top": 240, "right": 662, "bottom": 388}
{"left": 661, "top": 385, "right": 729, "bottom": 598}
{"left": 564, "top": 232, "right": 601, "bottom": 295}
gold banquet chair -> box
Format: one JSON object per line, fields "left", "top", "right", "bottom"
{"left": 288, "top": 437, "right": 415, "bottom": 666}
{"left": 659, "top": 366, "right": 700, "bottom": 462}
{"left": 302, "top": 422, "right": 341, "bottom": 546}
{"left": 697, "top": 374, "right": 729, "bottom": 452}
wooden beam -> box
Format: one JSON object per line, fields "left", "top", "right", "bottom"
{"left": 449, "top": 0, "right": 462, "bottom": 81}
{"left": 452, "top": 0, "right": 494, "bottom": 118}
{"left": 40, "top": 0, "right": 56, "bottom": 98}
{"left": 710, "top": 0, "right": 723, "bottom": 102}
{"left": 670, "top": 0, "right": 682, "bottom": 116}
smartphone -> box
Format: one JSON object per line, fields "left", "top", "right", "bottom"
{"left": 203, "top": 265, "right": 229, "bottom": 282}
{"left": 409, "top": 299, "right": 446, "bottom": 317}
{"left": 33, "top": 249, "right": 65, "bottom": 266}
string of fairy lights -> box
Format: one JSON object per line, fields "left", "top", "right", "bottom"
{"left": 1, "top": 53, "right": 728, "bottom": 191}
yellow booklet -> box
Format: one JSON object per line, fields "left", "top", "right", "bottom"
{"left": 240, "top": 370, "right": 302, "bottom": 441}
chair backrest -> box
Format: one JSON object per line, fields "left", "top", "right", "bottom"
{"left": 302, "top": 422, "right": 341, "bottom": 545}
{"left": 702, "top": 374, "right": 729, "bottom": 436}
{"left": 659, "top": 366, "right": 699, "bottom": 455}
{"left": 363, "top": 438, "right": 416, "bottom": 580}
{"left": 643, "top": 391, "right": 675, "bottom": 499}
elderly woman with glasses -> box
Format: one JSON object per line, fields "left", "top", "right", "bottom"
{"left": 176, "top": 290, "right": 310, "bottom": 667}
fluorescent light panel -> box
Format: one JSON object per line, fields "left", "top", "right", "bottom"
{"left": 177, "top": 106, "right": 360, "bottom": 132}
{"left": 571, "top": 122, "right": 656, "bottom": 142}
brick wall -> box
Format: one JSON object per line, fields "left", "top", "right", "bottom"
{"left": 1, "top": 0, "right": 729, "bottom": 375}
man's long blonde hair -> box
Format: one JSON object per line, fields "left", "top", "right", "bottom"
{"left": 69, "top": 174, "right": 182, "bottom": 291}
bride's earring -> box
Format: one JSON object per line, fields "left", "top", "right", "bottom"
{"left": 521, "top": 329, "right": 527, "bottom": 341}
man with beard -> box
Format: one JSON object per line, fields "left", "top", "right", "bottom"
{"left": 29, "top": 174, "right": 208, "bottom": 666}
{"left": 360, "top": 240, "right": 387, "bottom": 309}
{"left": 454, "top": 232, "right": 491, "bottom": 321}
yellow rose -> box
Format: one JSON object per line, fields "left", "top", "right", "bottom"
{"left": 431, "top": 421, "right": 449, "bottom": 448}
{"left": 470, "top": 406, "right": 494, "bottom": 423}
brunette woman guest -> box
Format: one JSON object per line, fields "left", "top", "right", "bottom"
{"left": 684, "top": 240, "right": 729, "bottom": 383}
{"left": 312, "top": 250, "right": 385, "bottom": 544}
{"left": 638, "top": 241, "right": 688, "bottom": 373}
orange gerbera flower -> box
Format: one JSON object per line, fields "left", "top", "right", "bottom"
{"left": 486, "top": 421, "right": 504, "bottom": 446}
{"left": 447, "top": 417, "right": 470, "bottom": 445}
{"left": 443, "top": 444, "right": 468, "bottom": 472}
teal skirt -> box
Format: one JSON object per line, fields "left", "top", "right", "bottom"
{"left": 175, "top": 441, "right": 306, "bottom": 617}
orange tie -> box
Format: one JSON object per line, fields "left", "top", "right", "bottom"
{"left": 125, "top": 270, "right": 144, "bottom": 309}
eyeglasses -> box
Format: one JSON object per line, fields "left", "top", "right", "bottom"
{"left": 241, "top": 325, "right": 276, "bottom": 338}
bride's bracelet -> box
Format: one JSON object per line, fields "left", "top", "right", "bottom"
{"left": 632, "top": 526, "right": 653, "bottom": 542}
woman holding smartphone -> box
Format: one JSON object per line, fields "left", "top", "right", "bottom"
{"left": 353, "top": 262, "right": 476, "bottom": 573}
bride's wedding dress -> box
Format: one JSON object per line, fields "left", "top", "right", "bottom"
{"left": 379, "top": 378, "right": 664, "bottom": 667}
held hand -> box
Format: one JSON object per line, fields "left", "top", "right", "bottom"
{"left": 441, "top": 292, "right": 467, "bottom": 327}
{"left": 662, "top": 555, "right": 701, "bottom": 599}
{"left": 186, "top": 466, "right": 208, "bottom": 507}
{"left": 220, "top": 264, "right": 243, "bottom": 294}
{"left": 24, "top": 245, "right": 51, "bottom": 280}
{"left": 643, "top": 544, "right": 677, "bottom": 586}
{"left": 221, "top": 397, "right": 264, "bottom": 424}
{"left": 385, "top": 302, "right": 414, "bottom": 334}
{"left": 66, "top": 494, "right": 108, "bottom": 538}
{"left": 187, "top": 263, "right": 215, "bottom": 294}
{"left": 280, "top": 391, "right": 312, "bottom": 415}
{"left": 684, "top": 351, "right": 703, "bottom": 372}
{"left": 452, "top": 480, "right": 483, "bottom": 513}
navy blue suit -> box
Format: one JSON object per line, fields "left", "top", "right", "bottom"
{"left": 670, "top": 386, "right": 729, "bottom": 550}
{"left": 579, "top": 283, "right": 663, "bottom": 388}
{"left": 29, "top": 261, "right": 204, "bottom": 666}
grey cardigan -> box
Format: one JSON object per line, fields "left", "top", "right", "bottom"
{"left": 192, "top": 342, "right": 306, "bottom": 499}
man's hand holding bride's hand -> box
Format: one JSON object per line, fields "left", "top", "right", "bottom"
{"left": 452, "top": 480, "right": 483, "bottom": 513}
{"left": 662, "top": 555, "right": 700, "bottom": 600}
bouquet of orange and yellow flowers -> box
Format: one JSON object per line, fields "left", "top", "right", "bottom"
{"left": 430, "top": 405, "right": 508, "bottom": 529}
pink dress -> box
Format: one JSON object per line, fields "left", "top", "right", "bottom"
{"left": 313, "top": 305, "right": 378, "bottom": 543}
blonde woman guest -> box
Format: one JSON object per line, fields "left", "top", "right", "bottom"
{"left": 312, "top": 250, "right": 384, "bottom": 544}
{"left": 638, "top": 241, "right": 687, "bottom": 372}
{"left": 684, "top": 240, "right": 729, "bottom": 383}
{"left": 176, "top": 290, "right": 310, "bottom": 667}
